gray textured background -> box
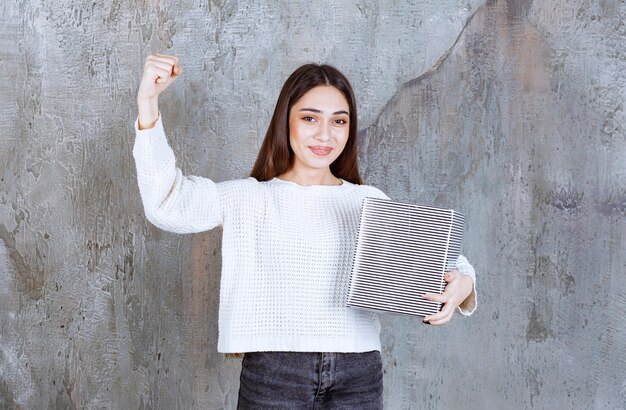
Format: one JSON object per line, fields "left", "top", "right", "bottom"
{"left": 1, "top": 0, "right": 625, "bottom": 408}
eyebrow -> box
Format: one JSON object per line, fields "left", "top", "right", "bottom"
{"left": 299, "top": 108, "right": 349, "bottom": 115}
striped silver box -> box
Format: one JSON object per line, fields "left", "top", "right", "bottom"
{"left": 346, "top": 197, "right": 465, "bottom": 317}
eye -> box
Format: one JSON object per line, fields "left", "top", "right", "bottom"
{"left": 302, "top": 116, "right": 316, "bottom": 122}
{"left": 334, "top": 118, "right": 348, "bottom": 125}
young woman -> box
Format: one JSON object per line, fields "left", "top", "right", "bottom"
{"left": 134, "top": 53, "right": 477, "bottom": 408}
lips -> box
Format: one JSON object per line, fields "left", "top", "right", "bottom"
{"left": 309, "top": 146, "right": 332, "bottom": 156}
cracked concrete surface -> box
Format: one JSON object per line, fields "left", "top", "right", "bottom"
{"left": 1, "top": 0, "right": 625, "bottom": 408}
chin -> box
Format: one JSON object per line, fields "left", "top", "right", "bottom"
{"left": 307, "top": 160, "right": 336, "bottom": 169}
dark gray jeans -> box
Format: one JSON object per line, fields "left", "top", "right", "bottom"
{"left": 237, "top": 351, "right": 383, "bottom": 409}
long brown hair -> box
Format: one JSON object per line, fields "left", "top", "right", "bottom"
{"left": 249, "top": 64, "right": 363, "bottom": 185}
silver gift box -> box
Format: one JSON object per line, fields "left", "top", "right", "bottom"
{"left": 346, "top": 197, "right": 465, "bottom": 317}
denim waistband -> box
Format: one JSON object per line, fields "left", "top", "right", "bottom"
{"left": 238, "top": 351, "right": 383, "bottom": 409}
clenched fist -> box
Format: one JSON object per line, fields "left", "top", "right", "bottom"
{"left": 136, "top": 53, "right": 182, "bottom": 129}
{"left": 138, "top": 53, "right": 182, "bottom": 100}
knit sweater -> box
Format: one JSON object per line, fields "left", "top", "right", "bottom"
{"left": 132, "top": 114, "right": 477, "bottom": 353}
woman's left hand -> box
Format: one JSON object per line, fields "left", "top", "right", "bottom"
{"left": 422, "top": 270, "right": 474, "bottom": 326}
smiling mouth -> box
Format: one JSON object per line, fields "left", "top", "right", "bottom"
{"left": 309, "top": 146, "right": 333, "bottom": 156}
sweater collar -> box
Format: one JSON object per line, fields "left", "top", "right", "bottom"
{"left": 267, "top": 177, "right": 355, "bottom": 196}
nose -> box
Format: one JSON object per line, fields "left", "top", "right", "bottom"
{"left": 315, "top": 122, "right": 330, "bottom": 142}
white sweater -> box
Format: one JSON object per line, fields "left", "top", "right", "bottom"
{"left": 133, "top": 114, "right": 477, "bottom": 353}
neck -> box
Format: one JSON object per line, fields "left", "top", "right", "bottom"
{"left": 277, "top": 167, "right": 342, "bottom": 186}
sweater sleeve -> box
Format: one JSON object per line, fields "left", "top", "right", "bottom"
{"left": 365, "top": 186, "right": 391, "bottom": 200}
{"left": 455, "top": 255, "right": 477, "bottom": 315}
{"left": 132, "top": 113, "right": 223, "bottom": 233}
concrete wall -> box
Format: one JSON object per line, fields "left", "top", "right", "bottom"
{"left": 1, "top": 0, "right": 624, "bottom": 408}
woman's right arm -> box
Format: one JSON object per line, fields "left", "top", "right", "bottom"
{"left": 137, "top": 53, "right": 181, "bottom": 130}
{"left": 133, "top": 54, "right": 223, "bottom": 234}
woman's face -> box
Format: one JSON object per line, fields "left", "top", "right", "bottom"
{"left": 288, "top": 85, "right": 350, "bottom": 174}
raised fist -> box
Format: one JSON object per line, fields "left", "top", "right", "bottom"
{"left": 137, "top": 53, "right": 182, "bottom": 101}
